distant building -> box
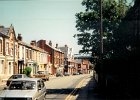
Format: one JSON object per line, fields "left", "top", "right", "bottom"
{"left": 37, "top": 40, "right": 64, "bottom": 75}
{"left": 74, "top": 54, "right": 92, "bottom": 74}
{"left": 58, "top": 45, "right": 75, "bottom": 74}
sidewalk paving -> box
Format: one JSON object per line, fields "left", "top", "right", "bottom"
{"left": 76, "top": 74, "right": 140, "bottom": 100}
{"left": 76, "top": 75, "right": 105, "bottom": 100}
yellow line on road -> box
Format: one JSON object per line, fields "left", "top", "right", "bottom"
{"left": 65, "top": 77, "right": 86, "bottom": 100}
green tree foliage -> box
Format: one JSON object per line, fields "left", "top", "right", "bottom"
{"left": 23, "top": 67, "right": 32, "bottom": 77}
{"left": 74, "top": 0, "right": 130, "bottom": 58}
{"left": 114, "top": 0, "right": 140, "bottom": 59}
{"left": 33, "top": 62, "right": 37, "bottom": 67}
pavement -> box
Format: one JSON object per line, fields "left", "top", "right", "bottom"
{"left": 76, "top": 74, "right": 106, "bottom": 100}
{"left": 76, "top": 74, "right": 140, "bottom": 100}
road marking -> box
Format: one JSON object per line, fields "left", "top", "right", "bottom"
{"left": 65, "top": 77, "right": 86, "bottom": 100}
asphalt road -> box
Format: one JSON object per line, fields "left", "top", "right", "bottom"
{"left": 45, "top": 74, "right": 90, "bottom": 100}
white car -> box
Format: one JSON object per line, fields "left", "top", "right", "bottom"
{"left": 0, "top": 78, "right": 47, "bottom": 100}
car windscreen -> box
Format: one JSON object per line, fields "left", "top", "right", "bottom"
{"left": 37, "top": 71, "right": 48, "bottom": 74}
{"left": 9, "top": 81, "right": 36, "bottom": 90}
{"left": 37, "top": 71, "right": 44, "bottom": 74}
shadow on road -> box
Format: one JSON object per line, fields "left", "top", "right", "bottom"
{"left": 47, "top": 88, "right": 75, "bottom": 94}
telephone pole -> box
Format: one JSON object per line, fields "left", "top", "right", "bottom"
{"left": 100, "top": 0, "right": 103, "bottom": 56}
{"left": 97, "top": 0, "right": 105, "bottom": 92}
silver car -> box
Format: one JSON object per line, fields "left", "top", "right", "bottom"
{"left": 0, "top": 78, "right": 47, "bottom": 100}
{"left": 6, "top": 74, "right": 29, "bottom": 86}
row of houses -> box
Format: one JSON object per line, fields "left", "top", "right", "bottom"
{"left": 0, "top": 24, "right": 91, "bottom": 81}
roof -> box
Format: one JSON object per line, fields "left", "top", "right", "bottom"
{"left": 18, "top": 41, "right": 48, "bottom": 53}
{"left": 0, "top": 26, "right": 9, "bottom": 36}
{"left": 74, "top": 54, "right": 92, "bottom": 59}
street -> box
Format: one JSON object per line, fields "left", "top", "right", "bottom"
{"left": 0, "top": 74, "right": 92, "bottom": 100}
{"left": 45, "top": 74, "right": 91, "bottom": 100}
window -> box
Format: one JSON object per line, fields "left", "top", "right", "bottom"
{"left": 37, "top": 80, "right": 44, "bottom": 90}
{"left": 40, "top": 80, "right": 45, "bottom": 88}
{"left": 9, "top": 81, "right": 36, "bottom": 90}
{"left": 26, "top": 49, "right": 28, "bottom": 58}
{"left": 22, "top": 46, "right": 24, "bottom": 58}
{"left": 6, "top": 42, "right": 9, "bottom": 55}
{"left": 0, "top": 60, "right": 4, "bottom": 74}
{"left": 9, "top": 62, "right": 11, "bottom": 74}
{"left": 10, "top": 48, "right": 13, "bottom": 56}
{"left": 29, "top": 50, "right": 32, "bottom": 59}
{"left": 0, "top": 39, "right": 2, "bottom": 53}
{"left": 15, "top": 45, "right": 17, "bottom": 56}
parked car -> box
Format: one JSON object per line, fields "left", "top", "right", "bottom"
{"left": 64, "top": 72, "right": 70, "bottom": 76}
{"left": 33, "top": 70, "right": 49, "bottom": 81}
{"left": 72, "top": 72, "right": 79, "bottom": 75}
{"left": 6, "top": 74, "right": 29, "bottom": 86}
{"left": 56, "top": 72, "right": 63, "bottom": 77}
{"left": 0, "top": 78, "right": 47, "bottom": 100}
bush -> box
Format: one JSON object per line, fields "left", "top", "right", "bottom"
{"left": 23, "top": 66, "right": 32, "bottom": 77}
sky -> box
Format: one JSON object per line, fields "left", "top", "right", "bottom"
{"left": 0, "top": 0, "right": 84, "bottom": 54}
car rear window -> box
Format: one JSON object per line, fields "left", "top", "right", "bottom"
{"left": 9, "top": 81, "right": 36, "bottom": 90}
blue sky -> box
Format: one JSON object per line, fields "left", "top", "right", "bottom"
{"left": 0, "top": 0, "right": 84, "bottom": 54}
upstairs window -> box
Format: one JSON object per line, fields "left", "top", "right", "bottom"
{"left": 0, "top": 39, "right": 2, "bottom": 53}
{"left": 6, "top": 42, "right": 9, "bottom": 55}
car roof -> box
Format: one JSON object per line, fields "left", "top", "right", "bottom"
{"left": 12, "top": 74, "right": 26, "bottom": 75}
{"left": 9, "top": 78, "right": 42, "bottom": 81}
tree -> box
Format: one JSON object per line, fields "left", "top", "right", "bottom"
{"left": 23, "top": 66, "right": 32, "bottom": 77}
{"left": 113, "top": 0, "right": 139, "bottom": 59}
{"left": 74, "top": 0, "right": 131, "bottom": 59}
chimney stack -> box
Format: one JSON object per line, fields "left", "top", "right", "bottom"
{"left": 49, "top": 41, "right": 52, "bottom": 46}
{"left": 17, "top": 33, "right": 22, "bottom": 41}
{"left": 30, "top": 40, "right": 36, "bottom": 46}
{"left": 55, "top": 43, "right": 58, "bottom": 48}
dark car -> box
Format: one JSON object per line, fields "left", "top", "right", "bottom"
{"left": 56, "top": 72, "right": 63, "bottom": 77}
{"left": 73, "top": 72, "right": 79, "bottom": 75}
{"left": 64, "top": 72, "right": 70, "bottom": 76}
{"left": 6, "top": 74, "right": 29, "bottom": 86}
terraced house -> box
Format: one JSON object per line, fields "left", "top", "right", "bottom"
{"left": 0, "top": 24, "right": 65, "bottom": 81}
{"left": 0, "top": 25, "right": 18, "bottom": 80}
{"left": 0, "top": 25, "right": 48, "bottom": 80}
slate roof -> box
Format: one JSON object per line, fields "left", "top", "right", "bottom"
{"left": 0, "top": 25, "right": 10, "bottom": 37}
